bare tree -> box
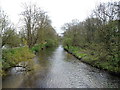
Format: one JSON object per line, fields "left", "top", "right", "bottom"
{"left": 21, "top": 3, "right": 52, "bottom": 48}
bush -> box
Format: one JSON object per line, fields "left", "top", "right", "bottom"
{"left": 31, "top": 44, "right": 43, "bottom": 52}
{"left": 2, "top": 47, "right": 35, "bottom": 70}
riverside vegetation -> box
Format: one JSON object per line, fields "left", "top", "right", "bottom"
{"left": 2, "top": 47, "right": 35, "bottom": 76}
{"left": 0, "top": 3, "right": 58, "bottom": 76}
{"left": 0, "top": 1, "right": 120, "bottom": 77}
{"left": 62, "top": 1, "right": 120, "bottom": 74}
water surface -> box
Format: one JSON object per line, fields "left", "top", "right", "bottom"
{"left": 2, "top": 45, "right": 120, "bottom": 88}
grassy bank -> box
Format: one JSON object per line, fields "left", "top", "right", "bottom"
{"left": 2, "top": 46, "right": 35, "bottom": 76}
{"left": 1, "top": 41, "right": 58, "bottom": 76}
{"left": 64, "top": 45, "right": 120, "bottom": 75}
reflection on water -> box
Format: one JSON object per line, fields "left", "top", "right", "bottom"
{"left": 2, "top": 45, "right": 120, "bottom": 88}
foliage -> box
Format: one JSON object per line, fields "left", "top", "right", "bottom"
{"left": 31, "top": 39, "right": 58, "bottom": 52}
{"left": 2, "top": 29, "right": 21, "bottom": 48}
{"left": 31, "top": 44, "right": 45, "bottom": 52}
{"left": 64, "top": 45, "right": 120, "bottom": 73}
{"left": 0, "top": 8, "right": 21, "bottom": 48}
{"left": 21, "top": 3, "right": 58, "bottom": 48}
{"left": 63, "top": 1, "right": 120, "bottom": 73}
{"left": 1, "top": 4, "right": 59, "bottom": 77}
{"left": 64, "top": 46, "right": 86, "bottom": 58}
{"left": 2, "top": 47, "right": 35, "bottom": 70}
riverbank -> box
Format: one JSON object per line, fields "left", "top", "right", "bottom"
{"left": 3, "top": 45, "right": 120, "bottom": 88}
{"left": 1, "top": 42, "right": 58, "bottom": 76}
{"left": 2, "top": 46, "right": 35, "bottom": 76}
{"left": 64, "top": 46, "right": 120, "bottom": 76}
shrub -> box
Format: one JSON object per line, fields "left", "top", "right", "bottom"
{"left": 2, "top": 47, "right": 35, "bottom": 71}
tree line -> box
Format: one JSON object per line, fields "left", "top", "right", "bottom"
{"left": 0, "top": 3, "right": 58, "bottom": 49}
{"left": 0, "top": 3, "right": 58, "bottom": 76}
{"left": 63, "top": 1, "right": 120, "bottom": 71}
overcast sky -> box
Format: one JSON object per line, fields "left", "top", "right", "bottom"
{"left": 0, "top": 0, "right": 118, "bottom": 35}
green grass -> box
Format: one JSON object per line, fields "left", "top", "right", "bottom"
{"left": 64, "top": 45, "right": 120, "bottom": 73}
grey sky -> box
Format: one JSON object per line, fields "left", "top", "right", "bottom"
{"left": 0, "top": 0, "right": 118, "bottom": 35}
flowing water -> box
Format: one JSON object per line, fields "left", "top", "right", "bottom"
{"left": 2, "top": 45, "right": 120, "bottom": 88}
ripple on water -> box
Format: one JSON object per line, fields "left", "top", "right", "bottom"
{"left": 2, "top": 45, "right": 120, "bottom": 88}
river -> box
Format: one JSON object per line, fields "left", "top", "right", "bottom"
{"left": 2, "top": 45, "right": 120, "bottom": 88}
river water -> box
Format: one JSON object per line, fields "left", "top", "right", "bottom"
{"left": 2, "top": 45, "right": 120, "bottom": 88}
